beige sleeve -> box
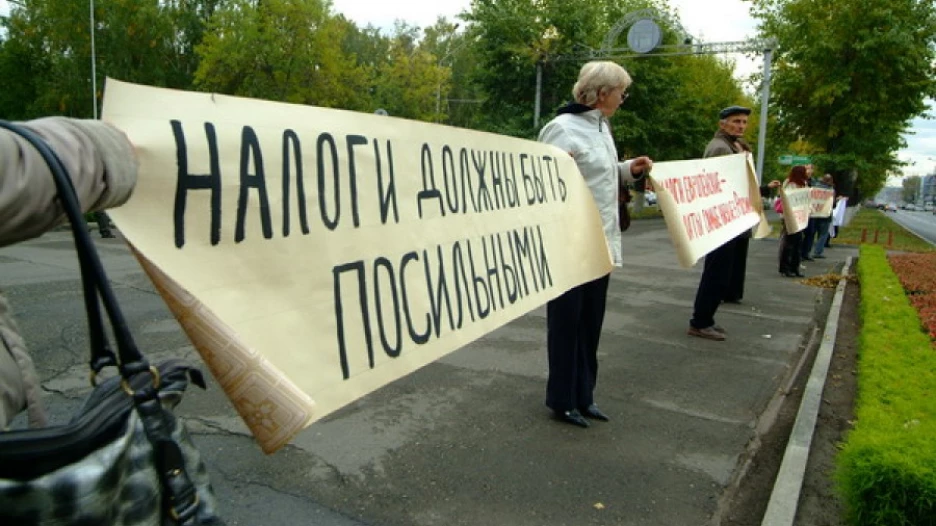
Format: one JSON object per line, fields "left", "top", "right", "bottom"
{"left": 0, "top": 118, "right": 137, "bottom": 247}
{"left": 0, "top": 295, "right": 46, "bottom": 429}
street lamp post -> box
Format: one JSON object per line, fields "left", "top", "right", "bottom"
{"left": 90, "top": 0, "right": 98, "bottom": 119}
{"left": 435, "top": 25, "right": 465, "bottom": 124}
{"left": 435, "top": 54, "right": 456, "bottom": 123}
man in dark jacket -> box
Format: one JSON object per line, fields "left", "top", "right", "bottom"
{"left": 688, "top": 106, "right": 754, "bottom": 341}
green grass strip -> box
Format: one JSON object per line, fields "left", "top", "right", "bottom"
{"left": 837, "top": 209, "right": 935, "bottom": 252}
{"left": 836, "top": 245, "right": 936, "bottom": 525}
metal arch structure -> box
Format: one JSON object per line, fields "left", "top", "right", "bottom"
{"left": 534, "top": 7, "right": 777, "bottom": 182}
{"left": 599, "top": 7, "right": 692, "bottom": 53}
{"left": 588, "top": 38, "right": 777, "bottom": 60}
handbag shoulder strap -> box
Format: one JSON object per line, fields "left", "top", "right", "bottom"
{"left": 0, "top": 120, "right": 149, "bottom": 380}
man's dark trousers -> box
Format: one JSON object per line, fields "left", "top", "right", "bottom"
{"left": 801, "top": 218, "right": 816, "bottom": 258}
{"left": 691, "top": 237, "right": 738, "bottom": 329}
{"left": 546, "top": 274, "right": 610, "bottom": 413}
{"left": 725, "top": 235, "right": 749, "bottom": 302}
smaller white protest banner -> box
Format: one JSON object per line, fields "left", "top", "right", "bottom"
{"left": 808, "top": 187, "right": 834, "bottom": 218}
{"left": 649, "top": 153, "right": 769, "bottom": 268}
{"left": 780, "top": 187, "right": 811, "bottom": 234}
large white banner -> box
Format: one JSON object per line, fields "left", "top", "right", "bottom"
{"left": 649, "top": 153, "right": 769, "bottom": 268}
{"left": 102, "top": 80, "right": 613, "bottom": 453}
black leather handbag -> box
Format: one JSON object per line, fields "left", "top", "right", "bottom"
{"left": 0, "top": 120, "right": 220, "bottom": 526}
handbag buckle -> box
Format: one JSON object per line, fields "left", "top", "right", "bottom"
{"left": 169, "top": 492, "right": 201, "bottom": 521}
{"left": 120, "top": 365, "right": 162, "bottom": 395}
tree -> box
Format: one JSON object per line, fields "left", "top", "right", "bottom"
{"left": 751, "top": 0, "right": 936, "bottom": 198}
{"left": 903, "top": 175, "right": 921, "bottom": 204}
{"left": 0, "top": 0, "right": 217, "bottom": 118}
{"left": 371, "top": 25, "right": 450, "bottom": 121}
{"left": 194, "top": 0, "right": 372, "bottom": 110}
{"left": 461, "top": 0, "right": 751, "bottom": 160}
{"left": 0, "top": 21, "right": 42, "bottom": 120}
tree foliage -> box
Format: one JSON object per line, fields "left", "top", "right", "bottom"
{"left": 193, "top": 0, "right": 369, "bottom": 110}
{"left": 903, "top": 175, "right": 922, "bottom": 203}
{"left": 751, "top": 0, "right": 936, "bottom": 197}
{"left": 463, "top": 0, "right": 752, "bottom": 161}
{"left": 0, "top": 0, "right": 216, "bottom": 118}
{"left": 1, "top": 0, "right": 756, "bottom": 169}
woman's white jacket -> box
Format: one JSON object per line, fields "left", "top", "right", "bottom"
{"left": 538, "top": 106, "right": 641, "bottom": 266}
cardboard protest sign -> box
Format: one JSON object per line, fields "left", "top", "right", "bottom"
{"left": 808, "top": 187, "right": 834, "bottom": 218}
{"left": 779, "top": 187, "right": 811, "bottom": 234}
{"left": 102, "top": 79, "right": 613, "bottom": 453}
{"left": 648, "top": 153, "right": 769, "bottom": 268}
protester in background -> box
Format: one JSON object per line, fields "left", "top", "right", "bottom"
{"left": 0, "top": 117, "right": 137, "bottom": 429}
{"left": 538, "top": 61, "right": 653, "bottom": 428}
{"left": 94, "top": 211, "right": 116, "bottom": 238}
{"left": 830, "top": 193, "right": 849, "bottom": 245}
{"left": 808, "top": 174, "right": 835, "bottom": 259}
{"left": 778, "top": 165, "right": 810, "bottom": 278}
{"left": 686, "top": 105, "right": 754, "bottom": 342}
{"left": 799, "top": 164, "right": 818, "bottom": 261}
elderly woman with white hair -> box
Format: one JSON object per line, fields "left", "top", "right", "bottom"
{"left": 537, "top": 61, "right": 653, "bottom": 428}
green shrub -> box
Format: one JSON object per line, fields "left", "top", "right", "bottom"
{"left": 836, "top": 245, "right": 936, "bottom": 525}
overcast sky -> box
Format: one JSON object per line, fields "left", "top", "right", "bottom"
{"left": 1, "top": 0, "right": 931, "bottom": 180}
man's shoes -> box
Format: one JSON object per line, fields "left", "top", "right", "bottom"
{"left": 555, "top": 409, "right": 589, "bottom": 428}
{"left": 813, "top": 254, "right": 826, "bottom": 259}
{"left": 580, "top": 404, "right": 610, "bottom": 422}
{"left": 712, "top": 325, "right": 726, "bottom": 334}
{"left": 687, "top": 326, "right": 726, "bottom": 341}
{"left": 794, "top": 271, "right": 805, "bottom": 277}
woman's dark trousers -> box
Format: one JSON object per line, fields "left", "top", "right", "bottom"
{"left": 546, "top": 274, "right": 610, "bottom": 413}
{"left": 780, "top": 230, "right": 804, "bottom": 273}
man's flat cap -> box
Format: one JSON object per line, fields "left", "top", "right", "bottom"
{"left": 719, "top": 105, "right": 752, "bottom": 119}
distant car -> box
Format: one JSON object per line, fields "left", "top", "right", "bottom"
{"left": 885, "top": 203, "right": 898, "bottom": 212}
{"left": 644, "top": 191, "right": 657, "bottom": 206}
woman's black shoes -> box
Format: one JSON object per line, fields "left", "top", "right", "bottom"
{"left": 555, "top": 409, "right": 589, "bottom": 428}
{"left": 554, "top": 405, "right": 610, "bottom": 427}
{"left": 581, "top": 404, "right": 610, "bottom": 422}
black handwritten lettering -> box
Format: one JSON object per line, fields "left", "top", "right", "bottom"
{"left": 375, "top": 139, "right": 399, "bottom": 224}
{"left": 235, "top": 126, "right": 273, "bottom": 243}
{"left": 333, "top": 261, "right": 374, "bottom": 380}
{"left": 345, "top": 135, "right": 368, "bottom": 227}
{"left": 317, "top": 133, "right": 341, "bottom": 230}
{"left": 372, "top": 257, "right": 402, "bottom": 358}
{"left": 400, "top": 251, "right": 431, "bottom": 344}
{"left": 281, "top": 130, "right": 309, "bottom": 237}
{"left": 171, "top": 120, "right": 222, "bottom": 248}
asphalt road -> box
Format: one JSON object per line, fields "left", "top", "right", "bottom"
{"left": 3, "top": 219, "right": 858, "bottom": 526}
{"left": 885, "top": 209, "right": 936, "bottom": 246}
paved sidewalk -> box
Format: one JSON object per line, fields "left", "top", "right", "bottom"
{"left": 2, "top": 218, "right": 858, "bottom": 526}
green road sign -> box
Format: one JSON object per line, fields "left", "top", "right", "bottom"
{"left": 778, "top": 154, "right": 812, "bottom": 166}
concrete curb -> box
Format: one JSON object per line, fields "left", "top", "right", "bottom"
{"left": 760, "top": 256, "right": 854, "bottom": 526}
